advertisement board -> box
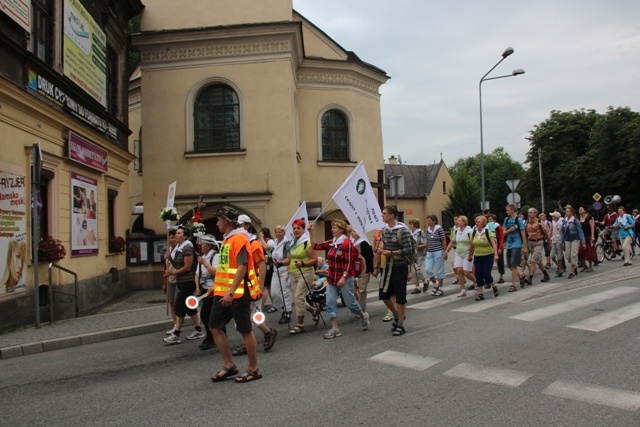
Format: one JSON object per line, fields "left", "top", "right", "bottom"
{"left": 63, "top": 0, "right": 107, "bottom": 107}
{"left": 0, "top": 0, "right": 31, "bottom": 32}
{"left": 71, "top": 172, "right": 98, "bottom": 256}
{"left": 0, "top": 171, "right": 27, "bottom": 297}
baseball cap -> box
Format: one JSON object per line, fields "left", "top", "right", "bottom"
{"left": 237, "top": 214, "right": 251, "bottom": 225}
{"left": 200, "top": 234, "right": 216, "bottom": 245}
{"left": 215, "top": 206, "right": 239, "bottom": 223}
{"left": 551, "top": 212, "right": 561, "bottom": 219}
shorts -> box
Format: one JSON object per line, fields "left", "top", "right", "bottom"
{"left": 378, "top": 262, "right": 408, "bottom": 305}
{"left": 527, "top": 240, "right": 545, "bottom": 264}
{"left": 174, "top": 282, "right": 198, "bottom": 318}
{"left": 453, "top": 253, "right": 473, "bottom": 271}
{"left": 208, "top": 293, "right": 253, "bottom": 334}
{"left": 506, "top": 247, "right": 522, "bottom": 269}
{"left": 603, "top": 228, "right": 619, "bottom": 241}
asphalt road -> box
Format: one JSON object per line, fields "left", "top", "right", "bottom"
{"left": 2, "top": 261, "right": 640, "bottom": 426}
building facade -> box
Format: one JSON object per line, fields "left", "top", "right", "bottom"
{"left": 127, "top": 0, "right": 389, "bottom": 287}
{"left": 0, "top": 0, "right": 144, "bottom": 330}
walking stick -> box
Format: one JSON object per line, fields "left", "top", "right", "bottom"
{"left": 297, "top": 266, "right": 326, "bottom": 327}
{"left": 275, "top": 265, "right": 291, "bottom": 329}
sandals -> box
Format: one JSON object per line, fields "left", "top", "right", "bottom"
{"left": 492, "top": 286, "right": 499, "bottom": 297}
{"left": 456, "top": 290, "right": 467, "bottom": 298}
{"left": 475, "top": 294, "right": 485, "bottom": 301}
{"left": 392, "top": 326, "right": 406, "bottom": 336}
{"left": 508, "top": 285, "right": 517, "bottom": 292}
{"left": 234, "top": 369, "right": 262, "bottom": 383}
{"left": 519, "top": 276, "right": 526, "bottom": 288}
{"left": 289, "top": 325, "right": 306, "bottom": 335}
{"left": 263, "top": 328, "right": 278, "bottom": 352}
{"left": 232, "top": 344, "right": 247, "bottom": 356}
{"left": 431, "top": 287, "right": 444, "bottom": 296}
{"left": 497, "top": 278, "right": 505, "bottom": 284}
{"left": 211, "top": 364, "right": 239, "bottom": 382}
{"left": 266, "top": 307, "right": 278, "bottom": 313}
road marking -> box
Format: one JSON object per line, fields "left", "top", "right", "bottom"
{"left": 369, "top": 350, "right": 441, "bottom": 371}
{"left": 510, "top": 287, "right": 639, "bottom": 321}
{"left": 443, "top": 363, "right": 532, "bottom": 387}
{"left": 566, "top": 300, "right": 640, "bottom": 332}
{"left": 542, "top": 380, "right": 640, "bottom": 411}
{"left": 408, "top": 295, "right": 463, "bottom": 310}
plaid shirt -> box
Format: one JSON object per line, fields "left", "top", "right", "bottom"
{"left": 313, "top": 237, "right": 357, "bottom": 284}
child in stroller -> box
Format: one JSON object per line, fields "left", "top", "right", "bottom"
{"left": 307, "top": 257, "right": 328, "bottom": 311}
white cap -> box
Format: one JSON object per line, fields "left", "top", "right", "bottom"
{"left": 237, "top": 214, "right": 251, "bottom": 225}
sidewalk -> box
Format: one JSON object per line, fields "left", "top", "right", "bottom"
{"left": 0, "top": 262, "right": 457, "bottom": 360}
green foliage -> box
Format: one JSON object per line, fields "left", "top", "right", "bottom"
{"left": 450, "top": 147, "right": 525, "bottom": 216}
{"left": 521, "top": 107, "right": 640, "bottom": 210}
{"left": 126, "top": 15, "right": 141, "bottom": 75}
{"left": 444, "top": 166, "right": 482, "bottom": 220}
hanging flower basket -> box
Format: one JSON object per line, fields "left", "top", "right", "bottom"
{"left": 39, "top": 235, "right": 66, "bottom": 262}
{"left": 109, "top": 236, "right": 126, "bottom": 254}
{"left": 192, "top": 222, "right": 206, "bottom": 235}
{"left": 160, "top": 207, "right": 180, "bottom": 222}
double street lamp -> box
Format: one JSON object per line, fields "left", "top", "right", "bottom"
{"left": 479, "top": 47, "right": 525, "bottom": 211}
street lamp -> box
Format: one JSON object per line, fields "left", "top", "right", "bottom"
{"left": 479, "top": 47, "right": 525, "bottom": 212}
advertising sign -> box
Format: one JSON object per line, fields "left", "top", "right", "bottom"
{"left": 0, "top": 171, "right": 27, "bottom": 297}
{"left": 0, "top": 0, "right": 31, "bottom": 32}
{"left": 71, "top": 172, "right": 98, "bottom": 256}
{"left": 68, "top": 132, "right": 108, "bottom": 173}
{"left": 63, "top": 0, "right": 107, "bottom": 107}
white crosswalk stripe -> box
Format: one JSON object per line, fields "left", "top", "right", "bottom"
{"left": 510, "top": 287, "right": 639, "bottom": 322}
{"left": 443, "top": 363, "right": 533, "bottom": 387}
{"left": 369, "top": 350, "right": 441, "bottom": 371}
{"left": 542, "top": 380, "right": 640, "bottom": 411}
{"left": 566, "top": 300, "right": 640, "bottom": 331}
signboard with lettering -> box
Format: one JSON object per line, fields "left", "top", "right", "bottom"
{"left": 63, "top": 0, "right": 107, "bottom": 107}
{"left": 68, "top": 132, "right": 108, "bottom": 173}
{"left": 0, "top": 0, "right": 30, "bottom": 32}
{"left": 0, "top": 170, "right": 27, "bottom": 297}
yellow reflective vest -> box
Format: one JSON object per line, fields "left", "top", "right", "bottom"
{"left": 213, "top": 232, "right": 260, "bottom": 299}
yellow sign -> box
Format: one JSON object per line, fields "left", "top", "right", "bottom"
{"left": 593, "top": 193, "right": 601, "bottom": 202}
{"left": 63, "top": 0, "right": 107, "bottom": 107}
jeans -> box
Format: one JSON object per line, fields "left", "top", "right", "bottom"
{"left": 326, "top": 277, "right": 362, "bottom": 319}
{"left": 425, "top": 250, "right": 445, "bottom": 279}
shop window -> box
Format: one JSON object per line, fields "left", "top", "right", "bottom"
{"left": 193, "top": 84, "right": 240, "bottom": 152}
{"left": 107, "top": 188, "right": 118, "bottom": 239}
{"left": 321, "top": 109, "right": 349, "bottom": 161}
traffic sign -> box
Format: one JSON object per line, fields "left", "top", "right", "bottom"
{"left": 507, "top": 193, "right": 521, "bottom": 204}
{"left": 506, "top": 180, "right": 520, "bottom": 192}
{"left": 593, "top": 192, "right": 601, "bottom": 202}
{"left": 593, "top": 201, "right": 603, "bottom": 211}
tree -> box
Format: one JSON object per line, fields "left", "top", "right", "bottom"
{"left": 444, "top": 166, "right": 481, "bottom": 221}
{"left": 450, "top": 147, "right": 525, "bottom": 216}
{"left": 521, "top": 107, "right": 640, "bottom": 210}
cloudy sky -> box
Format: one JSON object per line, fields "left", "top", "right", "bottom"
{"left": 293, "top": 0, "right": 640, "bottom": 168}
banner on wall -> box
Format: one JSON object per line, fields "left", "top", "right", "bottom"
{"left": 0, "top": 171, "right": 28, "bottom": 297}
{"left": 71, "top": 172, "right": 98, "bottom": 256}
{"left": 63, "top": 0, "right": 107, "bottom": 107}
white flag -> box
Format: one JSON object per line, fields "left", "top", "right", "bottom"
{"left": 284, "top": 201, "right": 310, "bottom": 245}
{"left": 332, "top": 161, "right": 384, "bottom": 238}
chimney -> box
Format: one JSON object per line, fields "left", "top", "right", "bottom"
{"left": 388, "top": 155, "right": 398, "bottom": 165}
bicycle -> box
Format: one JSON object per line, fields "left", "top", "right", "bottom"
{"left": 595, "top": 227, "right": 636, "bottom": 263}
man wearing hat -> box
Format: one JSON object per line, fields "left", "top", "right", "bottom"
{"left": 196, "top": 234, "right": 219, "bottom": 350}
{"left": 209, "top": 207, "right": 263, "bottom": 383}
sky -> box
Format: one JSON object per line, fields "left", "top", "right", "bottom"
{"left": 293, "top": 0, "right": 640, "bottom": 168}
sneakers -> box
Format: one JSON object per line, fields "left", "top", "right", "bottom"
{"left": 554, "top": 271, "right": 563, "bottom": 278}
{"left": 361, "top": 312, "right": 370, "bottom": 331}
{"left": 186, "top": 330, "right": 206, "bottom": 340}
{"left": 568, "top": 272, "right": 576, "bottom": 279}
{"left": 382, "top": 310, "right": 393, "bottom": 322}
{"left": 324, "top": 328, "right": 342, "bottom": 339}
{"left": 278, "top": 311, "right": 291, "bottom": 324}
{"left": 163, "top": 333, "right": 182, "bottom": 344}
{"left": 541, "top": 274, "right": 550, "bottom": 283}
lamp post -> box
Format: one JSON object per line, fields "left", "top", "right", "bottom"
{"left": 479, "top": 46, "right": 524, "bottom": 212}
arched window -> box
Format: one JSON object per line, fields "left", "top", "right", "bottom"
{"left": 193, "top": 84, "right": 240, "bottom": 152}
{"left": 321, "top": 109, "right": 349, "bottom": 161}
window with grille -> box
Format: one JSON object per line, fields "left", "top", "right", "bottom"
{"left": 321, "top": 109, "right": 349, "bottom": 161}
{"left": 193, "top": 84, "right": 240, "bottom": 152}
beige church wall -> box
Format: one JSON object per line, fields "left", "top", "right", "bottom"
{"left": 141, "top": 0, "right": 293, "bottom": 32}
{"left": 295, "top": 15, "right": 346, "bottom": 61}
{"left": 140, "top": 59, "right": 303, "bottom": 233}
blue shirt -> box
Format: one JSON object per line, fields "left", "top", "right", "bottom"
{"left": 503, "top": 217, "right": 525, "bottom": 249}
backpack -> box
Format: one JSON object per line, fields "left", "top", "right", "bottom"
{"left": 504, "top": 217, "right": 523, "bottom": 241}
{"left": 471, "top": 228, "right": 491, "bottom": 242}
{"left": 342, "top": 239, "right": 366, "bottom": 276}
{"left": 395, "top": 226, "right": 417, "bottom": 266}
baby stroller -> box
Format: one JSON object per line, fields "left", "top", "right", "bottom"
{"left": 306, "top": 259, "right": 328, "bottom": 311}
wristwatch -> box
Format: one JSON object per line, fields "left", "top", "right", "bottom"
{"left": 227, "top": 291, "right": 233, "bottom": 297}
